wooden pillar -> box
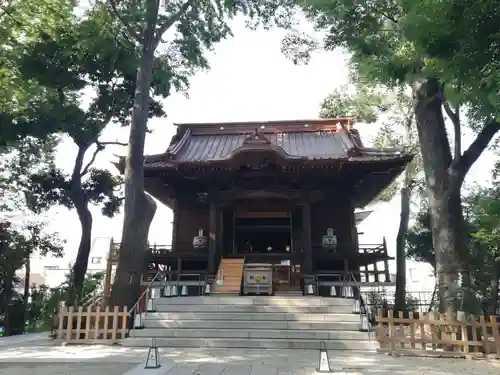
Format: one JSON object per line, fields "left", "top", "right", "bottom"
{"left": 383, "top": 236, "right": 391, "bottom": 282}
{"left": 216, "top": 208, "right": 224, "bottom": 258}
{"left": 302, "top": 202, "right": 313, "bottom": 273}
{"left": 177, "top": 257, "right": 182, "bottom": 282}
{"left": 347, "top": 204, "right": 359, "bottom": 279}
{"left": 171, "top": 199, "right": 178, "bottom": 252}
{"left": 208, "top": 202, "right": 217, "bottom": 273}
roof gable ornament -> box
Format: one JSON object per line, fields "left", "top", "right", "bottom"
{"left": 242, "top": 127, "right": 271, "bottom": 145}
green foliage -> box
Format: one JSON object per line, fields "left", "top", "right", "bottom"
{"left": 0, "top": 0, "right": 76, "bottom": 146}
{"left": 406, "top": 206, "right": 434, "bottom": 267}
{"left": 0, "top": 220, "right": 64, "bottom": 334}
{"left": 15, "top": 271, "right": 104, "bottom": 333}
{"left": 319, "top": 84, "right": 385, "bottom": 123}
{"left": 26, "top": 168, "right": 123, "bottom": 218}
{"left": 0, "top": 221, "right": 64, "bottom": 284}
{"left": 406, "top": 183, "right": 500, "bottom": 312}
{"left": 319, "top": 79, "right": 422, "bottom": 204}
{"left": 294, "top": 0, "right": 500, "bottom": 122}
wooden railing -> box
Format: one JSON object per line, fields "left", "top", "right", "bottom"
{"left": 375, "top": 309, "right": 500, "bottom": 358}
{"left": 313, "top": 242, "right": 387, "bottom": 256}
{"left": 55, "top": 306, "right": 128, "bottom": 343}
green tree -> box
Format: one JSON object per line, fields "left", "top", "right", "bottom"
{"left": 319, "top": 80, "right": 422, "bottom": 310}
{"left": 407, "top": 185, "right": 500, "bottom": 314}
{"left": 292, "top": 0, "right": 500, "bottom": 313}
{"left": 468, "top": 185, "right": 500, "bottom": 314}
{"left": 0, "top": 0, "right": 75, "bottom": 147}
{"left": 4, "top": 3, "right": 177, "bottom": 304}
{"left": 106, "top": 0, "right": 298, "bottom": 308}
{"left": 19, "top": 222, "right": 64, "bottom": 332}
{"left": 0, "top": 221, "right": 63, "bottom": 336}
{"left": 26, "top": 271, "right": 104, "bottom": 332}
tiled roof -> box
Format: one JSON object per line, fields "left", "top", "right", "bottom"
{"left": 172, "top": 131, "right": 357, "bottom": 162}
{"left": 140, "top": 122, "right": 410, "bottom": 170}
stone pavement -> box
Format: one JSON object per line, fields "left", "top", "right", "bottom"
{"left": 0, "top": 339, "right": 498, "bottom": 375}
{"left": 0, "top": 332, "right": 49, "bottom": 347}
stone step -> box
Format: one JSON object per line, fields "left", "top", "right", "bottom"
{"left": 155, "top": 296, "right": 354, "bottom": 306}
{"left": 153, "top": 303, "right": 354, "bottom": 314}
{"left": 133, "top": 328, "right": 369, "bottom": 340}
{"left": 122, "top": 337, "right": 377, "bottom": 350}
{"left": 145, "top": 312, "right": 361, "bottom": 322}
{"left": 143, "top": 319, "right": 361, "bottom": 331}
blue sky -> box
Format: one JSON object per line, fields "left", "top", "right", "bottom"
{"left": 35, "top": 18, "right": 494, "bottom": 290}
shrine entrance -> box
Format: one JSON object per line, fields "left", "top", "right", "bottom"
{"left": 234, "top": 212, "right": 292, "bottom": 254}
{"left": 273, "top": 262, "right": 302, "bottom": 293}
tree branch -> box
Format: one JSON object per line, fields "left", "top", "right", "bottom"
{"left": 453, "top": 119, "right": 500, "bottom": 182}
{"left": 0, "top": 2, "right": 21, "bottom": 25}
{"left": 80, "top": 148, "right": 101, "bottom": 178}
{"left": 153, "top": 0, "right": 195, "bottom": 48}
{"left": 80, "top": 141, "right": 103, "bottom": 177}
{"left": 99, "top": 141, "right": 128, "bottom": 146}
{"left": 375, "top": 9, "right": 398, "bottom": 24}
{"left": 80, "top": 140, "right": 127, "bottom": 177}
{"left": 0, "top": 1, "right": 15, "bottom": 22}
{"left": 107, "top": 0, "right": 142, "bottom": 44}
{"left": 443, "top": 101, "right": 461, "bottom": 161}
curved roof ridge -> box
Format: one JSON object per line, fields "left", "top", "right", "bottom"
{"left": 167, "top": 128, "right": 191, "bottom": 156}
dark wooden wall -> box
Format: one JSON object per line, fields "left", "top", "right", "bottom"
{"left": 174, "top": 196, "right": 209, "bottom": 252}
{"left": 310, "top": 200, "right": 353, "bottom": 247}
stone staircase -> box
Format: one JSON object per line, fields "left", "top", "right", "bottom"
{"left": 124, "top": 296, "right": 376, "bottom": 350}
{"left": 213, "top": 257, "right": 245, "bottom": 294}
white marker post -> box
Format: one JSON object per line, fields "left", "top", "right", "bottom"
{"left": 317, "top": 341, "right": 332, "bottom": 373}
{"left": 145, "top": 339, "right": 161, "bottom": 369}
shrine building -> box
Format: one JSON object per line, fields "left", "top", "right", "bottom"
{"left": 112, "top": 118, "right": 412, "bottom": 296}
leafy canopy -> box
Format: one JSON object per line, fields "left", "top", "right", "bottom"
{"left": 294, "top": 0, "right": 500, "bottom": 123}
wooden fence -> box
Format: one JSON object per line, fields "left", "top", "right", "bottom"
{"left": 56, "top": 306, "right": 128, "bottom": 343}
{"left": 375, "top": 309, "right": 500, "bottom": 358}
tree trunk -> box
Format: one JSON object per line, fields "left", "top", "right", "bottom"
{"left": 70, "top": 201, "right": 92, "bottom": 305}
{"left": 413, "top": 78, "right": 461, "bottom": 313}
{"left": 394, "top": 185, "right": 411, "bottom": 310}
{"left": 23, "top": 255, "right": 30, "bottom": 333}
{"left": 489, "top": 262, "right": 500, "bottom": 315}
{"left": 68, "top": 146, "right": 93, "bottom": 306}
{"left": 109, "top": 0, "right": 159, "bottom": 309}
{"left": 2, "top": 271, "right": 13, "bottom": 336}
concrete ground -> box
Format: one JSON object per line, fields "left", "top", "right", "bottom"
{"left": 0, "top": 335, "right": 498, "bottom": 375}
